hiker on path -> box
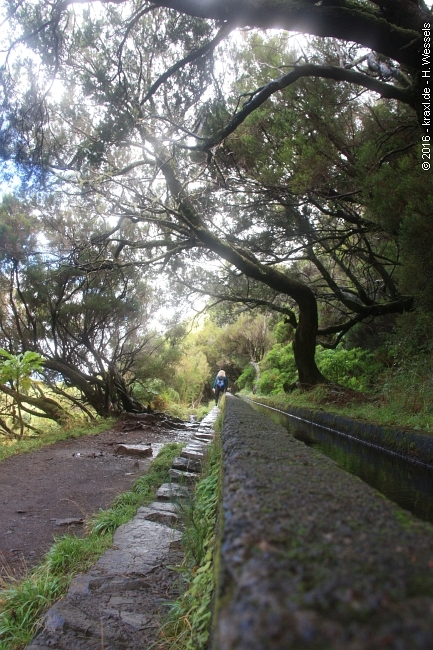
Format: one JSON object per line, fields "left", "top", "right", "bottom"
{"left": 212, "top": 370, "right": 228, "bottom": 405}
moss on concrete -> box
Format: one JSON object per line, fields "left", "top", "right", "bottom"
{"left": 213, "top": 396, "right": 433, "bottom": 650}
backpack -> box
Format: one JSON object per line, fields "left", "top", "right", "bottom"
{"left": 216, "top": 378, "right": 225, "bottom": 390}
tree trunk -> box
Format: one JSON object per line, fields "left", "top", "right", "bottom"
{"left": 44, "top": 359, "right": 146, "bottom": 416}
{"left": 155, "top": 140, "right": 327, "bottom": 386}
{"left": 0, "top": 383, "right": 69, "bottom": 423}
{"left": 250, "top": 358, "right": 260, "bottom": 394}
{"left": 152, "top": 0, "right": 423, "bottom": 70}
{"left": 292, "top": 296, "right": 327, "bottom": 386}
{"left": 44, "top": 359, "right": 107, "bottom": 414}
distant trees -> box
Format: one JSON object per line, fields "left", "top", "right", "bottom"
{"left": 0, "top": 196, "right": 161, "bottom": 418}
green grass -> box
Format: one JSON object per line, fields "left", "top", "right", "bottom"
{"left": 0, "top": 418, "right": 116, "bottom": 462}
{"left": 0, "top": 442, "right": 183, "bottom": 650}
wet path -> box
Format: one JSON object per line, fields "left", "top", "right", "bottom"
{"left": 25, "top": 409, "right": 219, "bottom": 650}
{"left": 0, "top": 416, "right": 193, "bottom": 579}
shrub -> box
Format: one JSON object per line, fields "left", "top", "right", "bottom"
{"left": 236, "top": 364, "right": 256, "bottom": 391}
{"left": 315, "top": 347, "right": 384, "bottom": 391}
{"left": 257, "top": 343, "right": 297, "bottom": 394}
{"left": 256, "top": 343, "right": 384, "bottom": 395}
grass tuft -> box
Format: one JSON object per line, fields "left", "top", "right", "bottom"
{"left": 247, "top": 386, "right": 433, "bottom": 435}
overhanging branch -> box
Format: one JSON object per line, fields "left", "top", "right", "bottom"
{"left": 196, "top": 65, "right": 414, "bottom": 150}
{"left": 140, "top": 22, "right": 233, "bottom": 105}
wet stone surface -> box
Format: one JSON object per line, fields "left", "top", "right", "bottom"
{"left": 24, "top": 408, "right": 219, "bottom": 650}
{"left": 171, "top": 456, "right": 202, "bottom": 473}
{"left": 168, "top": 468, "right": 200, "bottom": 484}
{"left": 114, "top": 443, "right": 153, "bottom": 457}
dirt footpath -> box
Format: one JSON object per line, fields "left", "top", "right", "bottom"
{"left": 0, "top": 415, "right": 192, "bottom": 579}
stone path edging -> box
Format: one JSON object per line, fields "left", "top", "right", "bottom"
{"left": 25, "top": 408, "right": 219, "bottom": 650}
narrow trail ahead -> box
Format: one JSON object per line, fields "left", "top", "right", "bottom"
{"left": 25, "top": 408, "right": 219, "bottom": 650}
{"left": 0, "top": 414, "right": 193, "bottom": 579}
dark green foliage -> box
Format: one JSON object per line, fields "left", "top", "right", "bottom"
{"left": 399, "top": 208, "right": 433, "bottom": 312}
{"left": 389, "top": 312, "right": 433, "bottom": 362}
{"left": 315, "top": 348, "right": 384, "bottom": 392}
{"left": 0, "top": 195, "right": 38, "bottom": 264}
{"left": 257, "top": 343, "right": 384, "bottom": 394}
{"left": 236, "top": 363, "right": 257, "bottom": 392}
{"left": 0, "top": 2, "right": 431, "bottom": 392}
{"left": 258, "top": 343, "right": 298, "bottom": 394}
{"left": 0, "top": 197, "right": 162, "bottom": 418}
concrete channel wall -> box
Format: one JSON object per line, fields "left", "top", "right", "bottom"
{"left": 250, "top": 398, "right": 433, "bottom": 466}
{"left": 212, "top": 395, "right": 433, "bottom": 650}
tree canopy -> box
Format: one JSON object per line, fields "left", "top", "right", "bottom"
{"left": 0, "top": 0, "right": 430, "bottom": 389}
{"left": 0, "top": 194, "right": 164, "bottom": 421}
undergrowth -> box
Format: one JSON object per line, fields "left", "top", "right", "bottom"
{"left": 158, "top": 401, "right": 223, "bottom": 650}
{"left": 0, "top": 442, "right": 183, "bottom": 650}
{"left": 162, "top": 400, "right": 213, "bottom": 423}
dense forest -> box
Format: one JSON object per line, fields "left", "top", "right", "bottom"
{"left": 0, "top": 0, "right": 432, "bottom": 438}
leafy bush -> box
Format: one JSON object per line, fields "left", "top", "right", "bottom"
{"left": 315, "top": 347, "right": 384, "bottom": 391}
{"left": 388, "top": 311, "right": 433, "bottom": 362}
{"left": 257, "top": 343, "right": 298, "bottom": 394}
{"left": 236, "top": 364, "right": 257, "bottom": 391}
{"left": 256, "top": 343, "right": 384, "bottom": 395}
{"left": 133, "top": 378, "right": 167, "bottom": 404}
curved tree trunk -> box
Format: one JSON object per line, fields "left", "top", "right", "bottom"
{"left": 44, "top": 359, "right": 107, "bottom": 414}
{"left": 152, "top": 0, "right": 423, "bottom": 70}
{"left": 0, "top": 382, "right": 69, "bottom": 423}
{"left": 44, "top": 359, "right": 146, "bottom": 416}
{"left": 292, "top": 292, "right": 327, "bottom": 386}
{"left": 154, "top": 138, "right": 327, "bottom": 386}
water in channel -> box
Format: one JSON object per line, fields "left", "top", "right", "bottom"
{"left": 247, "top": 399, "right": 433, "bottom": 525}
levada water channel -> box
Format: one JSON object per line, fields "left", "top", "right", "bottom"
{"left": 244, "top": 398, "right": 433, "bottom": 525}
